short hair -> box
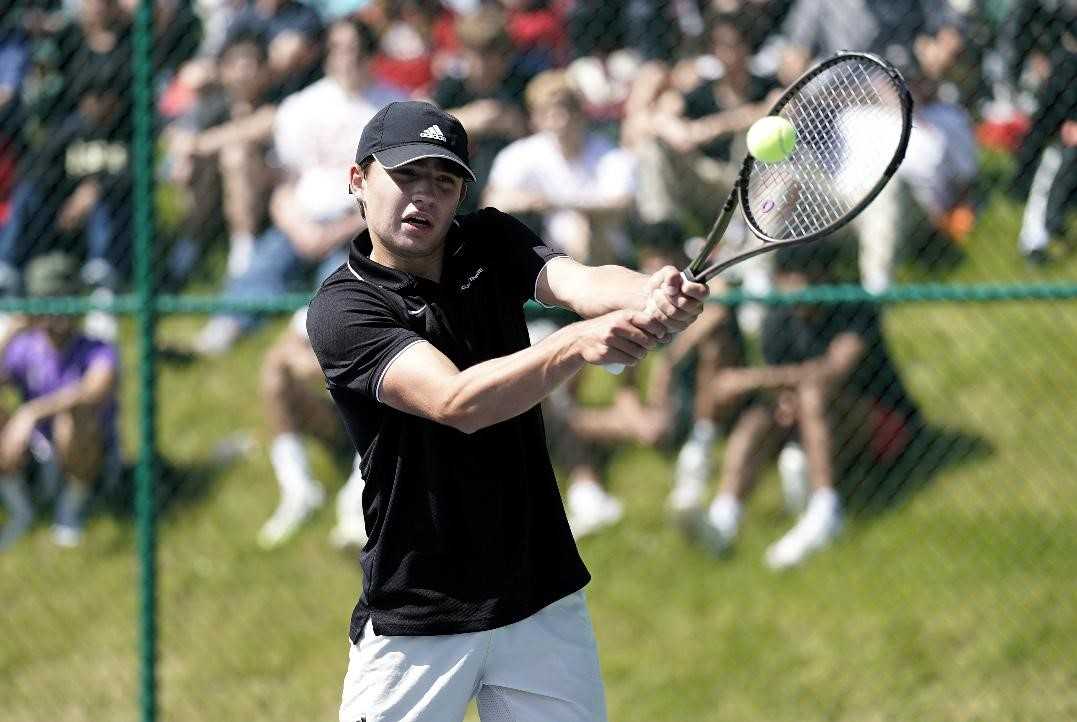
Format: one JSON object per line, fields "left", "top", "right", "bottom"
{"left": 525, "top": 70, "right": 582, "bottom": 113}
{"left": 218, "top": 27, "right": 268, "bottom": 64}
{"left": 456, "top": 8, "right": 513, "bottom": 55}
{"left": 332, "top": 16, "right": 379, "bottom": 58}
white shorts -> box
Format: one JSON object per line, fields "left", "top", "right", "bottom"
{"left": 339, "top": 590, "right": 607, "bottom": 722}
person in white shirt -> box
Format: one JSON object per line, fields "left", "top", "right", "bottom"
{"left": 194, "top": 17, "right": 406, "bottom": 356}
{"left": 484, "top": 70, "right": 638, "bottom": 266}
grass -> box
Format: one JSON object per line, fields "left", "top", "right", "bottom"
{"left": 0, "top": 163, "right": 1075, "bottom": 721}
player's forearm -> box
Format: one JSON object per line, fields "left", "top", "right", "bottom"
{"left": 437, "top": 324, "right": 588, "bottom": 434}
{"left": 545, "top": 261, "right": 649, "bottom": 319}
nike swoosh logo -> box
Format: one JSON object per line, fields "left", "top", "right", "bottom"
{"left": 406, "top": 305, "right": 428, "bottom": 316}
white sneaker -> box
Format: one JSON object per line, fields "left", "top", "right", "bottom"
{"left": 329, "top": 514, "right": 368, "bottom": 550}
{"left": 567, "top": 481, "right": 624, "bottom": 540}
{"left": 258, "top": 483, "right": 325, "bottom": 549}
{"left": 193, "top": 316, "right": 244, "bottom": 356}
{"left": 765, "top": 490, "right": 843, "bottom": 570}
{"left": 694, "top": 494, "right": 740, "bottom": 556}
{"left": 51, "top": 522, "right": 83, "bottom": 548}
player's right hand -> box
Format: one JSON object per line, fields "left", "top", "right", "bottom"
{"left": 573, "top": 310, "right": 662, "bottom": 367}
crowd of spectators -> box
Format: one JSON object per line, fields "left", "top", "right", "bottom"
{"left": 0, "top": 0, "right": 1072, "bottom": 562}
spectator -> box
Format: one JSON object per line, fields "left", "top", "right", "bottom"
{"left": 0, "top": 253, "right": 121, "bottom": 550}
{"left": 851, "top": 60, "right": 979, "bottom": 293}
{"left": 368, "top": 0, "right": 443, "bottom": 93}
{"left": 776, "top": 0, "right": 965, "bottom": 85}
{"left": 1001, "top": 0, "right": 1077, "bottom": 266}
{"left": 225, "top": 0, "right": 324, "bottom": 97}
{"left": 166, "top": 29, "right": 276, "bottom": 289}
{"left": 624, "top": 11, "right": 778, "bottom": 230}
{"left": 484, "top": 70, "right": 637, "bottom": 265}
{"left": 540, "top": 221, "right": 694, "bottom": 540}
{"left": 14, "top": 69, "right": 133, "bottom": 308}
{"left": 257, "top": 309, "right": 367, "bottom": 549}
{"left": 47, "top": 0, "right": 133, "bottom": 124}
{"left": 193, "top": 17, "right": 403, "bottom": 354}
{"left": 684, "top": 243, "right": 922, "bottom": 569}
{"left": 431, "top": 6, "right": 529, "bottom": 211}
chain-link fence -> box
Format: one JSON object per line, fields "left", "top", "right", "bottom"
{"left": 0, "top": 1, "right": 1075, "bottom": 721}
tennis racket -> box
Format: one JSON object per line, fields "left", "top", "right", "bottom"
{"left": 608, "top": 50, "right": 913, "bottom": 374}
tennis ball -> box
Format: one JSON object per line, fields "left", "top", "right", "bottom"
{"left": 747, "top": 116, "right": 797, "bottom": 163}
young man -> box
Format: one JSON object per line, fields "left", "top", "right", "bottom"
{"left": 306, "top": 100, "right": 708, "bottom": 722}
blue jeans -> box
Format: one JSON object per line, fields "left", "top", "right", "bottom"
{"left": 222, "top": 225, "right": 346, "bottom": 331}
{"left": 0, "top": 180, "right": 130, "bottom": 291}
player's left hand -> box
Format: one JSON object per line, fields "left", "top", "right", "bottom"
{"left": 640, "top": 266, "right": 709, "bottom": 335}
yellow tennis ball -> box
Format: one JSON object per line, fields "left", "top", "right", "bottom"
{"left": 747, "top": 116, "right": 797, "bottom": 163}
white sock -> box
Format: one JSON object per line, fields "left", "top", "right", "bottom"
{"left": 54, "top": 482, "right": 90, "bottom": 529}
{"left": 270, "top": 433, "right": 316, "bottom": 498}
{"left": 1, "top": 475, "right": 33, "bottom": 520}
{"left": 805, "top": 487, "right": 840, "bottom": 519}
{"left": 708, "top": 492, "right": 741, "bottom": 538}
{"left": 690, "top": 419, "right": 716, "bottom": 445}
{"left": 227, "top": 232, "right": 255, "bottom": 277}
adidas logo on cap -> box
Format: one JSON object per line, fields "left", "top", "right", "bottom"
{"left": 419, "top": 124, "right": 447, "bottom": 142}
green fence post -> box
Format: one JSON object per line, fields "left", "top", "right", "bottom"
{"left": 132, "top": 1, "right": 158, "bottom": 721}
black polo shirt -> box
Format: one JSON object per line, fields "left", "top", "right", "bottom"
{"left": 307, "top": 207, "right": 590, "bottom": 640}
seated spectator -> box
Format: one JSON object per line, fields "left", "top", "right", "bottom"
{"left": 12, "top": 70, "right": 133, "bottom": 304}
{"left": 257, "top": 309, "right": 366, "bottom": 549}
{"left": 226, "top": 0, "right": 324, "bottom": 97}
{"left": 431, "top": 6, "right": 529, "bottom": 212}
{"left": 852, "top": 61, "right": 978, "bottom": 292}
{"left": 776, "top": 0, "right": 964, "bottom": 86}
{"left": 623, "top": 11, "right": 778, "bottom": 230}
{"left": 368, "top": 0, "right": 442, "bottom": 93}
{"left": 540, "top": 221, "right": 690, "bottom": 539}
{"left": 193, "top": 17, "right": 403, "bottom": 354}
{"left": 484, "top": 70, "right": 638, "bottom": 265}
{"left": 45, "top": 0, "right": 133, "bottom": 125}
{"left": 166, "top": 29, "right": 276, "bottom": 289}
{"left": 682, "top": 243, "right": 923, "bottom": 569}
{"left": 1000, "top": 0, "right": 1077, "bottom": 266}
{"left": 0, "top": 253, "right": 121, "bottom": 550}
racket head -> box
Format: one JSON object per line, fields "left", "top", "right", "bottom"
{"left": 739, "top": 51, "right": 913, "bottom": 246}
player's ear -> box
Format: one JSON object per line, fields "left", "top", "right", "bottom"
{"left": 348, "top": 162, "right": 366, "bottom": 197}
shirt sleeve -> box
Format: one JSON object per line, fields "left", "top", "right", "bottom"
{"left": 85, "top": 340, "right": 120, "bottom": 375}
{"left": 306, "top": 283, "right": 426, "bottom": 402}
{"left": 467, "top": 208, "right": 565, "bottom": 305}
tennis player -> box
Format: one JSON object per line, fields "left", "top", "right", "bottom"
{"left": 306, "top": 100, "right": 707, "bottom": 722}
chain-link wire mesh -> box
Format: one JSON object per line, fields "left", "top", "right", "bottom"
{"left": 0, "top": 1, "right": 1075, "bottom": 721}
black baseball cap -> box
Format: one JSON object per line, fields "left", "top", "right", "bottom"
{"left": 355, "top": 101, "right": 476, "bottom": 182}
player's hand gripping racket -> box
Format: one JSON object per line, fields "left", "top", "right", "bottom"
{"left": 607, "top": 51, "right": 912, "bottom": 374}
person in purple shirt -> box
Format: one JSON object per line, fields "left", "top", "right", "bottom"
{"left": 0, "top": 253, "right": 120, "bottom": 550}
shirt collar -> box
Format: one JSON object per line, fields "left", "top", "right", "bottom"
{"left": 347, "top": 221, "right": 466, "bottom": 293}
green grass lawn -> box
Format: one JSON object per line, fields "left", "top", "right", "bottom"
{"left": 0, "top": 178, "right": 1075, "bottom": 721}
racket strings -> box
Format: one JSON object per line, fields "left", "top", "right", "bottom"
{"left": 746, "top": 59, "right": 906, "bottom": 241}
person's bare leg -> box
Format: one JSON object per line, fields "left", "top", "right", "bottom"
{"left": 764, "top": 380, "right": 844, "bottom": 570}
{"left": 700, "top": 404, "right": 785, "bottom": 553}
{"left": 258, "top": 330, "right": 335, "bottom": 548}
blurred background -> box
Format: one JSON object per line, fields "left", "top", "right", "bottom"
{"left": 0, "top": 0, "right": 1074, "bottom": 720}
